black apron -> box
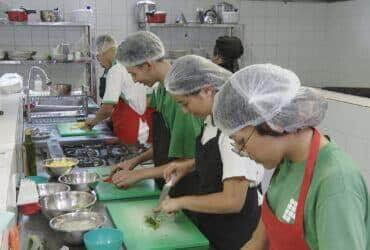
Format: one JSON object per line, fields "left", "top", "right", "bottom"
{"left": 152, "top": 111, "right": 199, "bottom": 198}
{"left": 99, "top": 68, "right": 109, "bottom": 99}
{"left": 195, "top": 129, "right": 261, "bottom": 250}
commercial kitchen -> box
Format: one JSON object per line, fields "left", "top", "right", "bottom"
{"left": 0, "top": 0, "right": 369, "bottom": 250}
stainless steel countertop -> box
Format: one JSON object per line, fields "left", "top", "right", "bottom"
{"left": 19, "top": 199, "right": 123, "bottom": 250}
{"left": 20, "top": 118, "right": 127, "bottom": 249}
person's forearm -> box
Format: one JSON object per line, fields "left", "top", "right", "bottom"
{"left": 131, "top": 147, "right": 153, "bottom": 167}
{"left": 135, "top": 158, "right": 194, "bottom": 180}
{"left": 93, "top": 104, "right": 113, "bottom": 123}
{"left": 242, "top": 218, "right": 268, "bottom": 250}
{"left": 178, "top": 191, "right": 245, "bottom": 214}
{"left": 135, "top": 164, "right": 167, "bottom": 179}
{"left": 172, "top": 158, "right": 196, "bottom": 172}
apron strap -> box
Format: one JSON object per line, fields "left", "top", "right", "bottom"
{"left": 295, "top": 128, "right": 321, "bottom": 230}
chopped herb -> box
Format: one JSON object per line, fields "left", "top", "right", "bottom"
{"left": 144, "top": 215, "right": 161, "bottom": 230}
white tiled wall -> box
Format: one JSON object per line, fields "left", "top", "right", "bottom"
{"left": 0, "top": 0, "right": 369, "bottom": 88}
{"left": 238, "top": 1, "right": 330, "bottom": 86}
{"left": 319, "top": 99, "right": 370, "bottom": 187}
{"left": 325, "top": 0, "right": 370, "bottom": 87}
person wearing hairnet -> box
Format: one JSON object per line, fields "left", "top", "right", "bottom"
{"left": 212, "top": 64, "right": 370, "bottom": 250}
{"left": 212, "top": 36, "right": 244, "bottom": 73}
{"left": 153, "top": 55, "right": 264, "bottom": 250}
{"left": 86, "top": 34, "right": 154, "bottom": 144}
{"left": 111, "top": 32, "right": 202, "bottom": 212}
{"left": 94, "top": 34, "right": 116, "bottom": 99}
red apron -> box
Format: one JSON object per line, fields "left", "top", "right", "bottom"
{"left": 111, "top": 98, "right": 154, "bottom": 145}
{"left": 262, "top": 128, "right": 321, "bottom": 250}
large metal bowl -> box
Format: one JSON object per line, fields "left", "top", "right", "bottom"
{"left": 58, "top": 172, "right": 100, "bottom": 191}
{"left": 49, "top": 83, "right": 72, "bottom": 96}
{"left": 37, "top": 183, "right": 70, "bottom": 197}
{"left": 49, "top": 211, "right": 106, "bottom": 245}
{"left": 7, "top": 50, "right": 36, "bottom": 60}
{"left": 43, "top": 157, "right": 78, "bottom": 178}
{"left": 39, "top": 191, "right": 96, "bottom": 219}
{"left": 40, "top": 10, "right": 57, "bottom": 22}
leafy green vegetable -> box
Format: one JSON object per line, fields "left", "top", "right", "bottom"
{"left": 144, "top": 215, "right": 161, "bottom": 230}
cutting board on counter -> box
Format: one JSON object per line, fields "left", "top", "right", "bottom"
{"left": 106, "top": 199, "right": 209, "bottom": 250}
{"left": 94, "top": 179, "right": 160, "bottom": 201}
{"left": 57, "top": 122, "right": 100, "bottom": 137}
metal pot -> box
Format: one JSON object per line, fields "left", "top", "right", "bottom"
{"left": 49, "top": 83, "right": 72, "bottom": 96}
{"left": 136, "top": 0, "right": 156, "bottom": 25}
{"left": 203, "top": 9, "right": 218, "bottom": 24}
{"left": 5, "top": 7, "right": 36, "bottom": 22}
{"left": 147, "top": 11, "right": 166, "bottom": 23}
{"left": 7, "top": 50, "right": 36, "bottom": 60}
{"left": 40, "top": 9, "right": 63, "bottom": 22}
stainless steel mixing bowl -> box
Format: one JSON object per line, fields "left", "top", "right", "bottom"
{"left": 39, "top": 191, "right": 96, "bottom": 219}
{"left": 49, "top": 211, "right": 106, "bottom": 245}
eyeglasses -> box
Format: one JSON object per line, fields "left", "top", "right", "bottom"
{"left": 231, "top": 128, "right": 255, "bottom": 158}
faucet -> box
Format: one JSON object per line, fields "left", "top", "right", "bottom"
{"left": 25, "top": 66, "right": 52, "bottom": 122}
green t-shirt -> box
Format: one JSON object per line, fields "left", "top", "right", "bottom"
{"left": 266, "top": 141, "right": 370, "bottom": 250}
{"left": 149, "top": 84, "right": 202, "bottom": 158}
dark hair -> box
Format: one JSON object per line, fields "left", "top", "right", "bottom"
{"left": 255, "top": 122, "right": 287, "bottom": 137}
{"left": 135, "top": 57, "right": 164, "bottom": 68}
{"left": 214, "top": 36, "right": 244, "bottom": 73}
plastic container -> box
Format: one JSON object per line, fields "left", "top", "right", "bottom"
{"left": 20, "top": 203, "right": 41, "bottom": 215}
{"left": 71, "top": 6, "right": 94, "bottom": 24}
{"left": 34, "top": 74, "right": 43, "bottom": 91}
{"left": 221, "top": 10, "right": 239, "bottom": 24}
{"left": 25, "top": 176, "right": 49, "bottom": 184}
{"left": 84, "top": 228, "right": 123, "bottom": 250}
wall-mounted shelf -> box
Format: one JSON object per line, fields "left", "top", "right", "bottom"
{"left": 0, "top": 58, "right": 92, "bottom": 65}
{"left": 0, "top": 23, "right": 97, "bottom": 100}
{"left": 0, "top": 22, "right": 89, "bottom": 27}
{"left": 147, "top": 23, "right": 239, "bottom": 29}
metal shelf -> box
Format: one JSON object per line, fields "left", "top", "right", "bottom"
{"left": 0, "top": 21, "right": 90, "bottom": 27}
{"left": 147, "top": 23, "right": 239, "bottom": 28}
{"left": 0, "top": 58, "right": 92, "bottom": 65}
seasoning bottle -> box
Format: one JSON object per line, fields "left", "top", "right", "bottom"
{"left": 24, "top": 128, "right": 37, "bottom": 176}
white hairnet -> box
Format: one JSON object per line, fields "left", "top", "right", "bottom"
{"left": 95, "top": 34, "right": 117, "bottom": 54}
{"left": 116, "top": 31, "right": 165, "bottom": 67}
{"left": 213, "top": 64, "right": 328, "bottom": 136}
{"left": 165, "top": 55, "right": 232, "bottom": 95}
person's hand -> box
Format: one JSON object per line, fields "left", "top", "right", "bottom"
{"left": 110, "top": 158, "right": 138, "bottom": 176}
{"left": 163, "top": 162, "right": 192, "bottom": 185}
{"left": 112, "top": 169, "right": 142, "bottom": 188}
{"left": 155, "top": 197, "right": 183, "bottom": 214}
{"left": 84, "top": 118, "right": 96, "bottom": 129}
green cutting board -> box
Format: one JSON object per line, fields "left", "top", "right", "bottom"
{"left": 106, "top": 199, "right": 209, "bottom": 250}
{"left": 95, "top": 179, "right": 160, "bottom": 201}
{"left": 86, "top": 167, "right": 111, "bottom": 177}
{"left": 57, "top": 122, "right": 100, "bottom": 137}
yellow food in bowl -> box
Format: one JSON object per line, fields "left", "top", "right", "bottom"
{"left": 46, "top": 159, "right": 75, "bottom": 168}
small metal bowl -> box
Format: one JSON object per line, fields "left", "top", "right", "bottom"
{"left": 58, "top": 172, "right": 101, "bottom": 191}
{"left": 39, "top": 191, "right": 96, "bottom": 219}
{"left": 49, "top": 211, "right": 106, "bottom": 245}
{"left": 37, "top": 183, "right": 70, "bottom": 197}
{"left": 43, "top": 157, "right": 79, "bottom": 178}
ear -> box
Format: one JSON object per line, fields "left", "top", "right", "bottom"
{"left": 200, "top": 85, "right": 215, "bottom": 97}
{"left": 212, "top": 55, "right": 223, "bottom": 65}
{"left": 143, "top": 61, "right": 154, "bottom": 71}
